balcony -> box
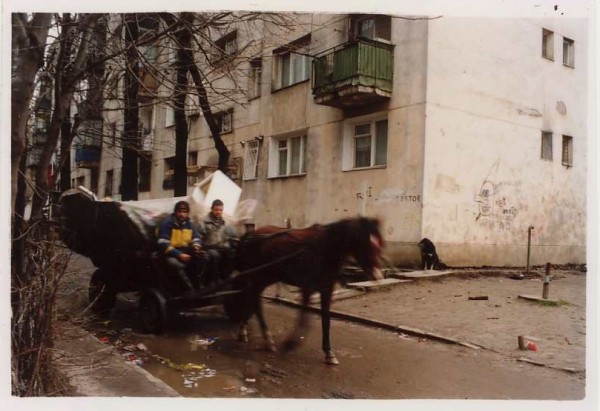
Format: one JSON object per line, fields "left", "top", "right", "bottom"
{"left": 75, "top": 119, "right": 103, "bottom": 168}
{"left": 312, "top": 39, "right": 394, "bottom": 109}
{"left": 75, "top": 146, "right": 101, "bottom": 168}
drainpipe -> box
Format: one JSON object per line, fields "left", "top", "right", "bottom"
{"left": 526, "top": 225, "right": 534, "bottom": 274}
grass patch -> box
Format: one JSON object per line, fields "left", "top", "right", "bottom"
{"left": 536, "top": 299, "right": 569, "bottom": 307}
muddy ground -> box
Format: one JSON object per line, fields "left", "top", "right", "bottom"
{"left": 54, "top": 253, "right": 589, "bottom": 400}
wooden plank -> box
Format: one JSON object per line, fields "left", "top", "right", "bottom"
{"left": 346, "top": 278, "right": 411, "bottom": 291}
{"left": 390, "top": 270, "right": 456, "bottom": 279}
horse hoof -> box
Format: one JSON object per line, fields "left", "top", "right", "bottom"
{"left": 325, "top": 355, "right": 339, "bottom": 365}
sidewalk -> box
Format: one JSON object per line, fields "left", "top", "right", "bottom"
{"left": 262, "top": 267, "right": 587, "bottom": 374}
{"left": 54, "top": 253, "right": 180, "bottom": 397}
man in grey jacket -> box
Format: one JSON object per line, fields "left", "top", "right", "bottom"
{"left": 198, "top": 199, "right": 237, "bottom": 284}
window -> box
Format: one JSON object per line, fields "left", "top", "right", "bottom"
{"left": 542, "top": 29, "right": 554, "bottom": 60}
{"left": 105, "top": 170, "right": 114, "bottom": 197}
{"left": 187, "top": 151, "right": 198, "bottom": 186}
{"left": 188, "top": 151, "right": 198, "bottom": 166}
{"left": 350, "top": 14, "right": 392, "bottom": 41}
{"left": 109, "top": 122, "right": 117, "bottom": 147}
{"left": 216, "top": 109, "right": 233, "bottom": 134}
{"left": 541, "top": 131, "right": 553, "bottom": 161}
{"left": 269, "top": 134, "right": 307, "bottom": 177}
{"left": 76, "top": 176, "right": 85, "bottom": 188}
{"left": 562, "top": 135, "right": 573, "bottom": 167}
{"left": 248, "top": 58, "right": 262, "bottom": 99}
{"left": 139, "top": 44, "right": 158, "bottom": 63}
{"left": 211, "top": 31, "right": 237, "bottom": 65}
{"left": 273, "top": 35, "right": 311, "bottom": 90}
{"left": 163, "top": 156, "right": 175, "bottom": 190}
{"left": 139, "top": 156, "right": 152, "bottom": 192}
{"left": 165, "top": 103, "right": 175, "bottom": 128}
{"left": 90, "top": 168, "right": 99, "bottom": 195}
{"left": 343, "top": 115, "right": 388, "bottom": 170}
{"left": 243, "top": 139, "right": 260, "bottom": 180}
{"left": 563, "top": 37, "right": 574, "bottom": 68}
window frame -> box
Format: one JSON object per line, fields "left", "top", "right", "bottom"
{"left": 350, "top": 14, "right": 392, "bottom": 42}
{"left": 162, "top": 156, "right": 175, "bottom": 190}
{"left": 342, "top": 113, "right": 389, "bottom": 171}
{"left": 561, "top": 135, "right": 573, "bottom": 167}
{"left": 563, "top": 37, "right": 575, "bottom": 68}
{"left": 243, "top": 139, "right": 260, "bottom": 180}
{"left": 268, "top": 132, "right": 308, "bottom": 178}
{"left": 248, "top": 58, "right": 263, "bottom": 100}
{"left": 542, "top": 28, "right": 554, "bottom": 60}
{"left": 215, "top": 109, "right": 234, "bottom": 134}
{"left": 211, "top": 31, "right": 238, "bottom": 66}
{"left": 541, "top": 131, "right": 553, "bottom": 161}
{"left": 105, "top": 169, "right": 114, "bottom": 197}
{"left": 273, "top": 35, "right": 312, "bottom": 91}
{"left": 138, "top": 155, "right": 152, "bottom": 192}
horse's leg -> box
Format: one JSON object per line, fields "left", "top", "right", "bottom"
{"left": 283, "top": 289, "right": 311, "bottom": 352}
{"left": 238, "top": 321, "right": 249, "bottom": 343}
{"left": 254, "top": 297, "right": 277, "bottom": 352}
{"left": 320, "top": 286, "right": 339, "bottom": 365}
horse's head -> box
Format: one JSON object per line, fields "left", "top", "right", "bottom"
{"left": 348, "top": 217, "right": 384, "bottom": 281}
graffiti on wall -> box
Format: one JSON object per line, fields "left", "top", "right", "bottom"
{"left": 474, "top": 159, "right": 520, "bottom": 229}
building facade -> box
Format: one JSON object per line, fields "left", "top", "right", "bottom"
{"left": 70, "top": 13, "right": 588, "bottom": 267}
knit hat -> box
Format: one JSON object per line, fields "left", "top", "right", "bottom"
{"left": 174, "top": 201, "right": 190, "bottom": 212}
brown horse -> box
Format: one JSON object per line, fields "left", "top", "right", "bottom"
{"left": 226, "top": 217, "right": 384, "bottom": 365}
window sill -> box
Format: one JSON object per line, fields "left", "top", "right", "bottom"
{"left": 563, "top": 63, "right": 574, "bottom": 69}
{"left": 343, "top": 165, "right": 387, "bottom": 172}
{"left": 542, "top": 55, "right": 554, "bottom": 62}
{"left": 267, "top": 173, "right": 307, "bottom": 180}
{"left": 248, "top": 94, "right": 261, "bottom": 102}
{"left": 271, "top": 78, "right": 310, "bottom": 94}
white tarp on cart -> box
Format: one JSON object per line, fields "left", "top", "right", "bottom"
{"left": 67, "top": 170, "right": 255, "bottom": 245}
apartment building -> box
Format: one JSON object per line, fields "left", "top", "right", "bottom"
{"left": 70, "top": 13, "right": 588, "bottom": 267}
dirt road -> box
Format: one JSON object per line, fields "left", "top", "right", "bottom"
{"left": 55, "top": 253, "right": 588, "bottom": 400}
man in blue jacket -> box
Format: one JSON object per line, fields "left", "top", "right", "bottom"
{"left": 157, "top": 200, "right": 204, "bottom": 291}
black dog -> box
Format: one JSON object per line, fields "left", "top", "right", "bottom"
{"left": 418, "top": 238, "right": 446, "bottom": 270}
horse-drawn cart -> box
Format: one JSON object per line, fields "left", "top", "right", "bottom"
{"left": 57, "top": 173, "right": 250, "bottom": 334}
{"left": 57, "top": 174, "right": 385, "bottom": 364}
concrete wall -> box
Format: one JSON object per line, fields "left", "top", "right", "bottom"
{"left": 422, "top": 17, "right": 587, "bottom": 266}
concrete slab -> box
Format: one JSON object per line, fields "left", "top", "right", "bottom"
{"left": 518, "top": 294, "right": 562, "bottom": 304}
{"left": 391, "top": 270, "right": 457, "bottom": 279}
{"left": 346, "top": 277, "right": 411, "bottom": 291}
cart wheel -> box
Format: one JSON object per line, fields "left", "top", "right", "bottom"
{"left": 89, "top": 268, "right": 116, "bottom": 316}
{"left": 139, "top": 288, "right": 169, "bottom": 334}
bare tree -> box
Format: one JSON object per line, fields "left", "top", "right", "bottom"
{"left": 11, "top": 13, "right": 52, "bottom": 214}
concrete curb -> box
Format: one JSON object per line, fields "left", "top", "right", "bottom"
{"left": 54, "top": 326, "right": 180, "bottom": 397}
{"left": 262, "top": 294, "right": 584, "bottom": 375}
{"left": 262, "top": 295, "right": 483, "bottom": 350}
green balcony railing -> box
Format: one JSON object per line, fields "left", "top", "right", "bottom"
{"left": 312, "top": 38, "right": 394, "bottom": 106}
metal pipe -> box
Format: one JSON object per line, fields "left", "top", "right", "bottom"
{"left": 526, "top": 225, "right": 534, "bottom": 274}
{"left": 542, "top": 262, "right": 551, "bottom": 299}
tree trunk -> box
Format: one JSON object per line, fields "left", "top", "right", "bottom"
{"left": 10, "top": 13, "right": 52, "bottom": 213}
{"left": 172, "top": 27, "right": 191, "bottom": 196}
{"left": 30, "top": 14, "right": 77, "bottom": 219}
{"left": 121, "top": 15, "right": 140, "bottom": 201}
{"left": 59, "top": 111, "right": 73, "bottom": 191}
{"left": 161, "top": 13, "right": 231, "bottom": 175}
